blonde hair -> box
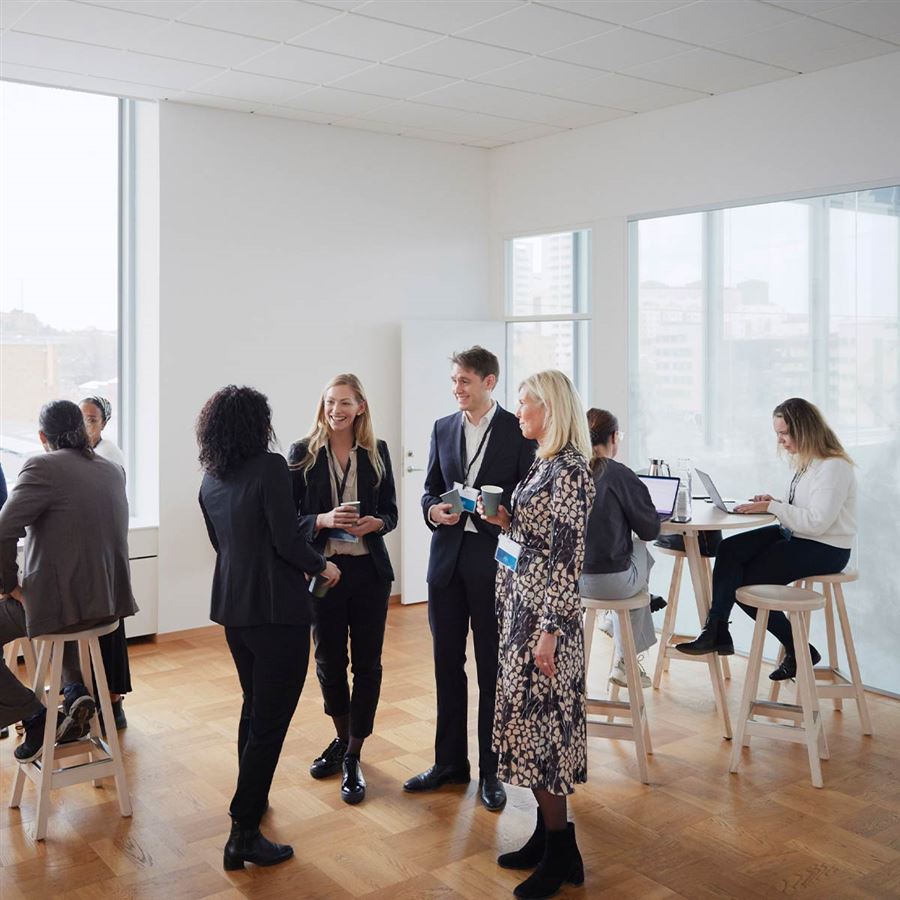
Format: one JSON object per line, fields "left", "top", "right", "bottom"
{"left": 294, "top": 374, "right": 384, "bottom": 484}
{"left": 772, "top": 397, "right": 853, "bottom": 471}
{"left": 520, "top": 370, "right": 592, "bottom": 461}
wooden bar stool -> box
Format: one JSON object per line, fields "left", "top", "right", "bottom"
{"left": 583, "top": 592, "right": 653, "bottom": 784}
{"left": 3, "top": 636, "right": 38, "bottom": 686}
{"left": 652, "top": 546, "right": 730, "bottom": 689}
{"left": 9, "top": 620, "right": 132, "bottom": 840}
{"left": 769, "top": 570, "right": 872, "bottom": 735}
{"left": 730, "top": 585, "right": 828, "bottom": 788}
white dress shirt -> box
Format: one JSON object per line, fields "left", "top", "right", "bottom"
{"left": 462, "top": 401, "right": 498, "bottom": 534}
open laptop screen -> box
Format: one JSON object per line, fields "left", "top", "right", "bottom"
{"left": 638, "top": 475, "right": 681, "bottom": 517}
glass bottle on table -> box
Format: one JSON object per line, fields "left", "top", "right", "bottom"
{"left": 672, "top": 458, "right": 693, "bottom": 522}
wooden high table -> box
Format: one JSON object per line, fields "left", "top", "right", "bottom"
{"left": 658, "top": 505, "right": 775, "bottom": 740}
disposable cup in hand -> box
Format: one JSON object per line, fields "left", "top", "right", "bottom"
{"left": 440, "top": 489, "right": 463, "bottom": 515}
{"left": 481, "top": 485, "right": 503, "bottom": 517}
{"left": 341, "top": 500, "right": 361, "bottom": 521}
{"left": 309, "top": 575, "right": 330, "bottom": 599}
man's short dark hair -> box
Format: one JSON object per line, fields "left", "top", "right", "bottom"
{"left": 450, "top": 346, "right": 500, "bottom": 381}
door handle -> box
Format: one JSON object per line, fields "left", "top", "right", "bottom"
{"left": 406, "top": 465, "right": 424, "bottom": 473}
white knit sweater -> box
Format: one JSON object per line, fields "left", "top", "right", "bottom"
{"left": 767, "top": 457, "right": 856, "bottom": 550}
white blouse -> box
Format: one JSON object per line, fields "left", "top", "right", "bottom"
{"left": 768, "top": 457, "right": 856, "bottom": 550}
{"left": 94, "top": 438, "right": 126, "bottom": 470}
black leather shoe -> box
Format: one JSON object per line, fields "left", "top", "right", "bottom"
{"left": 479, "top": 775, "right": 507, "bottom": 811}
{"left": 650, "top": 594, "right": 667, "bottom": 612}
{"left": 341, "top": 753, "right": 366, "bottom": 804}
{"left": 676, "top": 614, "right": 734, "bottom": 656}
{"left": 223, "top": 822, "right": 293, "bottom": 870}
{"left": 403, "top": 763, "right": 471, "bottom": 792}
{"left": 310, "top": 737, "right": 348, "bottom": 779}
{"left": 112, "top": 699, "right": 128, "bottom": 730}
{"left": 770, "top": 645, "right": 821, "bottom": 681}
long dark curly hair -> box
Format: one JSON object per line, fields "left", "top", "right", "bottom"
{"left": 196, "top": 385, "right": 275, "bottom": 478}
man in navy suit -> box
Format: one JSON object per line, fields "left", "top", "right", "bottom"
{"left": 403, "top": 347, "right": 536, "bottom": 811}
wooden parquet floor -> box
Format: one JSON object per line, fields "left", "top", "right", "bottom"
{"left": 2, "top": 603, "right": 900, "bottom": 899}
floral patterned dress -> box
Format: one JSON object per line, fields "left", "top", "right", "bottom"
{"left": 492, "top": 446, "right": 595, "bottom": 796}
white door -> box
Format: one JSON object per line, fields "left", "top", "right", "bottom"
{"left": 400, "top": 320, "right": 506, "bottom": 605}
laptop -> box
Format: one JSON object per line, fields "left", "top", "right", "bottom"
{"left": 638, "top": 475, "right": 681, "bottom": 520}
{"left": 695, "top": 469, "right": 740, "bottom": 513}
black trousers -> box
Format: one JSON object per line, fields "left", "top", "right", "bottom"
{"left": 711, "top": 525, "right": 851, "bottom": 652}
{"left": 311, "top": 554, "right": 391, "bottom": 739}
{"left": 427, "top": 532, "right": 499, "bottom": 776}
{"left": 225, "top": 623, "right": 309, "bottom": 829}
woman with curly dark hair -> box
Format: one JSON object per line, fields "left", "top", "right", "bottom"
{"left": 197, "top": 385, "right": 340, "bottom": 871}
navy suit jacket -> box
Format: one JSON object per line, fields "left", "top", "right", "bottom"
{"left": 422, "top": 405, "right": 536, "bottom": 588}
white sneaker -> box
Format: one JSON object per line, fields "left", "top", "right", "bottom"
{"left": 598, "top": 611, "right": 614, "bottom": 639}
{"left": 609, "top": 657, "right": 651, "bottom": 690}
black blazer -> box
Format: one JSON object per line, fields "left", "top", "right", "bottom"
{"left": 287, "top": 439, "right": 398, "bottom": 583}
{"left": 199, "top": 452, "right": 326, "bottom": 628}
{"left": 422, "top": 405, "right": 536, "bottom": 588}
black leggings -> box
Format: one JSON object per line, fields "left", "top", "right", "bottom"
{"left": 710, "top": 526, "right": 850, "bottom": 653}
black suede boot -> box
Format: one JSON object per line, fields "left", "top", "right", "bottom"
{"left": 513, "top": 823, "right": 584, "bottom": 899}
{"left": 223, "top": 820, "right": 294, "bottom": 870}
{"left": 498, "top": 809, "right": 545, "bottom": 869}
{"left": 676, "top": 613, "right": 734, "bottom": 656}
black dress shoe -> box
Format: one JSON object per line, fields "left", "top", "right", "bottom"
{"left": 650, "top": 594, "right": 667, "bottom": 612}
{"left": 770, "top": 645, "right": 821, "bottom": 681}
{"left": 223, "top": 822, "right": 293, "bottom": 870}
{"left": 309, "top": 737, "right": 348, "bottom": 779}
{"left": 403, "top": 763, "right": 471, "bottom": 793}
{"left": 479, "top": 775, "right": 507, "bottom": 811}
{"left": 341, "top": 753, "right": 366, "bottom": 804}
{"left": 14, "top": 707, "right": 89, "bottom": 763}
{"left": 676, "top": 614, "right": 734, "bottom": 656}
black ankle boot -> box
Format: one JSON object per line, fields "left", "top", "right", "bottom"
{"left": 769, "top": 645, "right": 821, "bottom": 681}
{"left": 513, "top": 823, "right": 584, "bottom": 899}
{"left": 223, "top": 820, "right": 294, "bottom": 870}
{"left": 498, "top": 809, "right": 545, "bottom": 869}
{"left": 676, "top": 613, "right": 734, "bottom": 656}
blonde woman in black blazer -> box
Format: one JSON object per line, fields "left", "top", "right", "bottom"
{"left": 289, "top": 373, "right": 397, "bottom": 806}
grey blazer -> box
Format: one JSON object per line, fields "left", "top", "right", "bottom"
{"left": 0, "top": 449, "right": 138, "bottom": 638}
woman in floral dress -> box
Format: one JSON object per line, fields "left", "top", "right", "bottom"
{"left": 478, "top": 369, "right": 594, "bottom": 900}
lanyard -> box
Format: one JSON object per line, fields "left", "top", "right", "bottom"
{"left": 788, "top": 468, "right": 806, "bottom": 505}
{"left": 462, "top": 417, "right": 495, "bottom": 484}
{"left": 328, "top": 446, "right": 352, "bottom": 505}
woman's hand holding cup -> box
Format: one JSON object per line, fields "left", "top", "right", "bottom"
{"left": 477, "top": 492, "right": 511, "bottom": 531}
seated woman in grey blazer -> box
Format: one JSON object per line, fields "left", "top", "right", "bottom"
{"left": 0, "top": 400, "right": 138, "bottom": 762}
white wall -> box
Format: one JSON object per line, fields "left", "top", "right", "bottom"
{"left": 158, "top": 103, "right": 490, "bottom": 633}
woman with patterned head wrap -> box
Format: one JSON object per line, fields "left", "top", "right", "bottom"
{"left": 80, "top": 396, "right": 125, "bottom": 469}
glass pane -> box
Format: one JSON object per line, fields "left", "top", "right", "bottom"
{"left": 0, "top": 83, "right": 118, "bottom": 484}
{"left": 507, "top": 320, "right": 588, "bottom": 405}
{"left": 508, "top": 231, "right": 586, "bottom": 316}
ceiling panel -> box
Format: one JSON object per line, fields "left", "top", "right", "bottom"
{"left": 473, "top": 55, "right": 603, "bottom": 92}
{"left": 632, "top": 0, "right": 799, "bottom": 46}
{"left": 180, "top": 0, "right": 341, "bottom": 42}
{"left": 0, "top": 0, "right": 38, "bottom": 31}
{"left": 497, "top": 121, "right": 567, "bottom": 141}
{"left": 355, "top": 0, "right": 524, "bottom": 33}
{"left": 329, "top": 116, "right": 404, "bottom": 134}
{"left": 627, "top": 47, "right": 794, "bottom": 93}
{"left": 764, "top": 1, "right": 858, "bottom": 15}
{"left": 456, "top": 3, "right": 617, "bottom": 54}
{"left": 0, "top": 58, "right": 175, "bottom": 98}
{"left": 127, "top": 21, "right": 276, "bottom": 68}
{"left": 547, "top": 25, "right": 692, "bottom": 69}
{"left": 358, "top": 99, "right": 483, "bottom": 130}
{"left": 12, "top": 0, "right": 163, "bottom": 47}
{"left": 237, "top": 43, "right": 371, "bottom": 83}
{"left": 390, "top": 36, "right": 529, "bottom": 78}
{"left": 288, "top": 11, "right": 438, "bottom": 59}
{"left": 536, "top": 1, "right": 694, "bottom": 26}
{"left": 278, "top": 84, "right": 393, "bottom": 116}
{"left": 82, "top": 1, "right": 199, "bottom": 19}
{"left": 188, "top": 68, "right": 314, "bottom": 102}
{"left": 803, "top": 0, "right": 900, "bottom": 43}
{"left": 715, "top": 15, "right": 897, "bottom": 71}
{"left": 327, "top": 63, "right": 456, "bottom": 99}
{"left": 548, "top": 70, "right": 708, "bottom": 111}
{"left": 172, "top": 90, "right": 260, "bottom": 112}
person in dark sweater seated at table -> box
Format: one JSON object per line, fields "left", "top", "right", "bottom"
{"left": 579, "top": 409, "right": 661, "bottom": 689}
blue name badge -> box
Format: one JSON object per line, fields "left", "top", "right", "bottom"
{"left": 455, "top": 483, "right": 479, "bottom": 514}
{"left": 330, "top": 528, "right": 359, "bottom": 544}
{"left": 495, "top": 535, "right": 522, "bottom": 572}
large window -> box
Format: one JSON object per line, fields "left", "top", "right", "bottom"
{"left": 1, "top": 82, "right": 125, "bottom": 486}
{"left": 630, "top": 186, "right": 900, "bottom": 691}
{"left": 505, "top": 230, "right": 590, "bottom": 406}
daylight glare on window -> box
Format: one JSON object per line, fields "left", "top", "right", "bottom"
{"left": 0, "top": 82, "right": 119, "bottom": 483}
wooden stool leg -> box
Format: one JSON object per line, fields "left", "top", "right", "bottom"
{"left": 619, "top": 610, "right": 650, "bottom": 784}
{"left": 820, "top": 584, "right": 842, "bottom": 712}
{"left": 77, "top": 639, "right": 103, "bottom": 785}
{"left": 653, "top": 556, "right": 681, "bottom": 687}
{"left": 89, "top": 637, "right": 131, "bottom": 817}
{"left": 791, "top": 613, "right": 824, "bottom": 788}
{"left": 582, "top": 609, "right": 596, "bottom": 687}
{"left": 9, "top": 640, "right": 51, "bottom": 811}
{"left": 34, "top": 641, "right": 65, "bottom": 841}
{"left": 21, "top": 639, "right": 37, "bottom": 686}
{"left": 730, "top": 610, "right": 768, "bottom": 773}
{"left": 834, "top": 584, "right": 873, "bottom": 736}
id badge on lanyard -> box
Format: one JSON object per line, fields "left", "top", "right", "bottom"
{"left": 454, "top": 482, "right": 479, "bottom": 514}
{"left": 495, "top": 534, "right": 522, "bottom": 572}
{"left": 330, "top": 448, "right": 359, "bottom": 544}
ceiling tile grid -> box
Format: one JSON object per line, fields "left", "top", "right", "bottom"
{"left": 0, "top": 0, "right": 897, "bottom": 149}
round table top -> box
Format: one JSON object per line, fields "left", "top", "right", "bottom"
{"left": 659, "top": 503, "right": 775, "bottom": 533}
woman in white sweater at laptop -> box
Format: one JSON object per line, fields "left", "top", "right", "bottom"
{"left": 678, "top": 398, "right": 855, "bottom": 681}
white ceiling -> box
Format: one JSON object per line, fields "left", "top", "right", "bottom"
{"left": 1, "top": 0, "right": 898, "bottom": 148}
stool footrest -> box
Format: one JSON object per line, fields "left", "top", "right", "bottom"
{"left": 750, "top": 699, "right": 803, "bottom": 722}
{"left": 587, "top": 721, "right": 644, "bottom": 740}
{"left": 746, "top": 715, "right": 820, "bottom": 745}
{"left": 586, "top": 699, "right": 632, "bottom": 714}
